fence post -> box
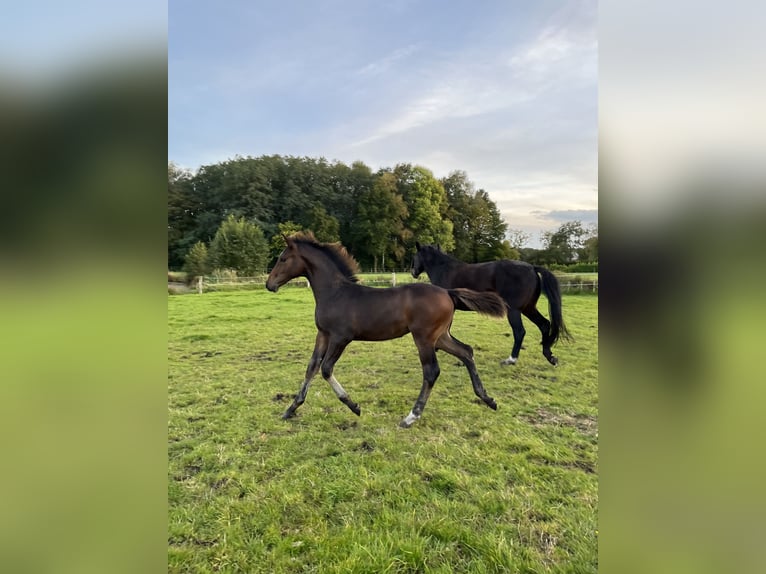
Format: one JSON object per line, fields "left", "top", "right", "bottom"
{"left": 392, "top": 272, "right": 396, "bottom": 286}
{"left": 197, "top": 276, "right": 203, "bottom": 294}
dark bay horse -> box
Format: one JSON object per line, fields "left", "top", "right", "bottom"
{"left": 412, "top": 243, "right": 570, "bottom": 366}
{"left": 265, "top": 233, "right": 506, "bottom": 428}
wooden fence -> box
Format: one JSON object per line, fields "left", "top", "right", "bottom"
{"left": 170, "top": 272, "right": 597, "bottom": 295}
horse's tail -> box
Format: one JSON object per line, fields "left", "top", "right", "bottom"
{"left": 448, "top": 288, "right": 507, "bottom": 318}
{"left": 534, "top": 266, "right": 572, "bottom": 344}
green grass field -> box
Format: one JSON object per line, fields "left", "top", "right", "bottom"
{"left": 168, "top": 288, "right": 598, "bottom": 573}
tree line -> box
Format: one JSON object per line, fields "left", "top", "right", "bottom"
{"left": 168, "top": 155, "right": 596, "bottom": 275}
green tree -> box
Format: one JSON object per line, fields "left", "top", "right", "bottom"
{"left": 442, "top": 171, "right": 507, "bottom": 262}
{"left": 394, "top": 164, "right": 454, "bottom": 252}
{"left": 307, "top": 205, "right": 340, "bottom": 243}
{"left": 208, "top": 215, "right": 269, "bottom": 275}
{"left": 464, "top": 190, "right": 508, "bottom": 261}
{"left": 577, "top": 224, "right": 598, "bottom": 262}
{"left": 507, "top": 228, "right": 531, "bottom": 250}
{"left": 541, "top": 220, "right": 588, "bottom": 264}
{"left": 182, "top": 241, "right": 211, "bottom": 277}
{"left": 497, "top": 240, "right": 520, "bottom": 261}
{"left": 168, "top": 162, "right": 198, "bottom": 269}
{"left": 353, "top": 172, "right": 409, "bottom": 271}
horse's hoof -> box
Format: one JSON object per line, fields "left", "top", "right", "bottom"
{"left": 548, "top": 356, "right": 559, "bottom": 366}
{"left": 398, "top": 419, "right": 413, "bottom": 429}
{"left": 342, "top": 398, "right": 361, "bottom": 416}
{"left": 500, "top": 358, "right": 517, "bottom": 366}
{"left": 282, "top": 410, "right": 295, "bottom": 420}
{"left": 486, "top": 399, "right": 498, "bottom": 411}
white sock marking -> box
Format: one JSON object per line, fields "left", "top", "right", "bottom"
{"left": 402, "top": 410, "right": 420, "bottom": 426}
{"left": 328, "top": 375, "right": 348, "bottom": 399}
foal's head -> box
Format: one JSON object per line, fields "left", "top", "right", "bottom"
{"left": 266, "top": 233, "right": 360, "bottom": 292}
{"left": 266, "top": 236, "right": 307, "bottom": 292}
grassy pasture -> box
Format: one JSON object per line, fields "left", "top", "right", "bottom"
{"left": 168, "top": 288, "right": 598, "bottom": 573}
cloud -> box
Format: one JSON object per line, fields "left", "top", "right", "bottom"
{"left": 533, "top": 209, "right": 598, "bottom": 225}
{"left": 356, "top": 44, "right": 420, "bottom": 77}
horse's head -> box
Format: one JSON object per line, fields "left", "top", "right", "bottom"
{"left": 412, "top": 241, "right": 440, "bottom": 278}
{"left": 266, "top": 237, "right": 306, "bottom": 292}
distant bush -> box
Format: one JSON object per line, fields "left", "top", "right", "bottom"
{"left": 183, "top": 241, "right": 211, "bottom": 278}
{"left": 209, "top": 215, "right": 269, "bottom": 275}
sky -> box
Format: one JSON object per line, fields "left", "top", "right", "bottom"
{"left": 169, "top": 0, "right": 597, "bottom": 247}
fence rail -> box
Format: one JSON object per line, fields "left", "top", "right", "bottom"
{"left": 169, "top": 272, "right": 597, "bottom": 294}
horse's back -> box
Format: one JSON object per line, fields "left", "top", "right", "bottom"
{"left": 326, "top": 282, "right": 452, "bottom": 341}
{"left": 447, "top": 260, "right": 538, "bottom": 303}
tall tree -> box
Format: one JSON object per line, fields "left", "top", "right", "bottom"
{"left": 441, "top": 170, "right": 475, "bottom": 261}
{"left": 168, "top": 162, "right": 198, "bottom": 269}
{"left": 507, "top": 228, "right": 531, "bottom": 250}
{"left": 541, "top": 220, "right": 588, "bottom": 264}
{"left": 442, "top": 171, "right": 508, "bottom": 262}
{"left": 393, "top": 164, "right": 454, "bottom": 252}
{"left": 464, "top": 189, "right": 508, "bottom": 262}
{"left": 352, "top": 173, "right": 409, "bottom": 270}
{"left": 306, "top": 205, "right": 340, "bottom": 243}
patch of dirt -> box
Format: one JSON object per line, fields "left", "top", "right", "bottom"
{"left": 522, "top": 408, "right": 598, "bottom": 436}
{"left": 245, "top": 351, "right": 274, "bottom": 361}
{"left": 191, "top": 349, "right": 222, "bottom": 358}
{"left": 335, "top": 420, "right": 358, "bottom": 431}
{"left": 271, "top": 393, "right": 296, "bottom": 402}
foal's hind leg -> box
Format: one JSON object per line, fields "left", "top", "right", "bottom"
{"left": 523, "top": 307, "right": 557, "bottom": 366}
{"left": 283, "top": 331, "right": 328, "bottom": 419}
{"left": 437, "top": 333, "right": 497, "bottom": 410}
{"left": 320, "top": 338, "right": 361, "bottom": 416}
{"left": 501, "top": 309, "right": 526, "bottom": 365}
{"left": 400, "top": 344, "right": 440, "bottom": 428}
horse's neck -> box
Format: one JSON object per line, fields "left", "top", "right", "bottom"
{"left": 302, "top": 253, "right": 350, "bottom": 297}
{"left": 429, "top": 255, "right": 462, "bottom": 284}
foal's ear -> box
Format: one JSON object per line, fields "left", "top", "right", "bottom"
{"left": 415, "top": 241, "right": 421, "bottom": 250}
{"left": 282, "top": 234, "right": 293, "bottom": 246}
{"left": 436, "top": 243, "right": 441, "bottom": 251}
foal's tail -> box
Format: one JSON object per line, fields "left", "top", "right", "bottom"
{"left": 534, "top": 266, "right": 572, "bottom": 344}
{"left": 448, "top": 288, "right": 507, "bottom": 318}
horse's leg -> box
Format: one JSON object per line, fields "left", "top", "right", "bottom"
{"left": 523, "top": 307, "right": 557, "bottom": 366}
{"left": 400, "top": 343, "right": 440, "bottom": 428}
{"left": 283, "top": 331, "right": 329, "bottom": 419}
{"left": 320, "top": 338, "right": 360, "bottom": 416}
{"left": 436, "top": 332, "right": 497, "bottom": 410}
{"left": 500, "top": 308, "right": 526, "bottom": 365}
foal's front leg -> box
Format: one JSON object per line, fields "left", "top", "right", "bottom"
{"left": 283, "top": 331, "right": 328, "bottom": 419}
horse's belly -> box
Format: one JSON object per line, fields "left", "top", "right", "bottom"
{"left": 354, "top": 321, "right": 409, "bottom": 341}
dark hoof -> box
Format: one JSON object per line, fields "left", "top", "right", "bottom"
{"left": 486, "top": 399, "right": 498, "bottom": 411}
{"left": 342, "top": 398, "right": 361, "bottom": 416}
{"left": 399, "top": 419, "right": 413, "bottom": 429}
{"left": 548, "top": 356, "right": 559, "bottom": 366}
{"left": 282, "top": 409, "right": 296, "bottom": 420}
